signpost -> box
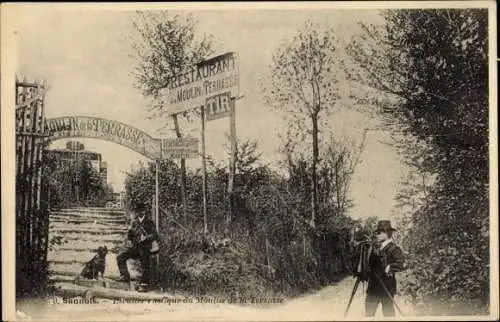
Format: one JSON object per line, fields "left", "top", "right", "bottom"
{"left": 227, "top": 97, "right": 237, "bottom": 225}
{"left": 154, "top": 160, "right": 159, "bottom": 268}
{"left": 157, "top": 51, "right": 240, "bottom": 237}
{"left": 172, "top": 114, "right": 189, "bottom": 226}
{"left": 200, "top": 107, "right": 208, "bottom": 236}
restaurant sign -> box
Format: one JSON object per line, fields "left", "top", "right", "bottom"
{"left": 158, "top": 52, "right": 240, "bottom": 116}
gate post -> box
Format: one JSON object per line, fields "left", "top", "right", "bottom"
{"left": 15, "top": 77, "right": 49, "bottom": 297}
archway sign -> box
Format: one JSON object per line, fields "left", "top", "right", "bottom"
{"left": 44, "top": 116, "right": 199, "bottom": 159}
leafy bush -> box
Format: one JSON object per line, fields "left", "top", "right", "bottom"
{"left": 347, "top": 9, "right": 489, "bottom": 314}
{"left": 124, "top": 139, "right": 357, "bottom": 298}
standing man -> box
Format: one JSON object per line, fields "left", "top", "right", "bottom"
{"left": 117, "top": 201, "right": 158, "bottom": 292}
{"left": 365, "top": 220, "right": 406, "bottom": 317}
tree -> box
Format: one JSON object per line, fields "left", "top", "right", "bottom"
{"left": 130, "top": 11, "right": 216, "bottom": 98}
{"left": 130, "top": 10, "right": 217, "bottom": 227}
{"left": 346, "top": 9, "right": 489, "bottom": 313}
{"left": 318, "top": 133, "right": 367, "bottom": 218}
{"left": 43, "top": 152, "right": 109, "bottom": 208}
{"left": 263, "top": 21, "right": 343, "bottom": 228}
{"left": 79, "top": 161, "right": 104, "bottom": 205}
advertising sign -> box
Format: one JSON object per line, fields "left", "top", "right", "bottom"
{"left": 160, "top": 137, "right": 199, "bottom": 159}
{"left": 205, "top": 92, "right": 231, "bottom": 121}
{"left": 45, "top": 116, "right": 162, "bottom": 159}
{"left": 158, "top": 52, "right": 239, "bottom": 116}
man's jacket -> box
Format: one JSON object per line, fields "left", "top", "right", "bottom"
{"left": 127, "top": 217, "right": 158, "bottom": 249}
{"left": 367, "top": 241, "right": 406, "bottom": 296}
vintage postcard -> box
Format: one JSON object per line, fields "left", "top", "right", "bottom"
{"left": 1, "top": 1, "right": 498, "bottom": 321}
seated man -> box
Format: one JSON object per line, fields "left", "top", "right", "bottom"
{"left": 117, "top": 201, "right": 158, "bottom": 291}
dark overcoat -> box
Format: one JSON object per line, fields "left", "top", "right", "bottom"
{"left": 367, "top": 241, "right": 406, "bottom": 296}
{"left": 127, "top": 217, "right": 158, "bottom": 250}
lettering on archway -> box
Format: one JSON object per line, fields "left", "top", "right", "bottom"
{"left": 45, "top": 116, "right": 161, "bottom": 159}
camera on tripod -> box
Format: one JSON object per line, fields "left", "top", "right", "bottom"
{"left": 351, "top": 234, "right": 376, "bottom": 282}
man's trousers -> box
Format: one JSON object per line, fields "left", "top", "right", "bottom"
{"left": 117, "top": 247, "right": 151, "bottom": 284}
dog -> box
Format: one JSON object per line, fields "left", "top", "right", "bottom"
{"left": 80, "top": 246, "right": 108, "bottom": 280}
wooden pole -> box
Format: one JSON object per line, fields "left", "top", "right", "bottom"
{"left": 27, "top": 86, "right": 39, "bottom": 273}
{"left": 227, "top": 97, "right": 237, "bottom": 227}
{"left": 172, "top": 114, "right": 188, "bottom": 227}
{"left": 154, "top": 159, "right": 160, "bottom": 269}
{"left": 155, "top": 159, "right": 159, "bottom": 233}
{"left": 201, "top": 106, "right": 208, "bottom": 236}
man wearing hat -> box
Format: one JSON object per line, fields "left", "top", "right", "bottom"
{"left": 117, "top": 200, "right": 159, "bottom": 291}
{"left": 365, "top": 220, "right": 406, "bottom": 317}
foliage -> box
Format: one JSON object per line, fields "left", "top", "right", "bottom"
{"left": 346, "top": 9, "right": 489, "bottom": 314}
{"left": 124, "top": 136, "right": 359, "bottom": 297}
{"left": 43, "top": 151, "right": 111, "bottom": 208}
{"left": 130, "top": 10, "right": 216, "bottom": 117}
{"left": 263, "top": 21, "right": 344, "bottom": 228}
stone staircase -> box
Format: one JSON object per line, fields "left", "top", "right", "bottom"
{"left": 48, "top": 207, "right": 140, "bottom": 284}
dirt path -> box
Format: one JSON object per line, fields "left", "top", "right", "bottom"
{"left": 16, "top": 277, "right": 413, "bottom": 321}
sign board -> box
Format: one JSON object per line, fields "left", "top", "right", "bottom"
{"left": 160, "top": 137, "right": 199, "bottom": 159}
{"left": 205, "top": 92, "right": 231, "bottom": 121}
{"left": 158, "top": 52, "right": 239, "bottom": 116}
{"left": 66, "top": 141, "right": 85, "bottom": 151}
{"left": 45, "top": 116, "right": 162, "bottom": 159}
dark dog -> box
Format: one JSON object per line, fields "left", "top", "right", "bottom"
{"left": 80, "top": 246, "right": 108, "bottom": 280}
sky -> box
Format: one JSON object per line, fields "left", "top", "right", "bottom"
{"left": 12, "top": 5, "right": 409, "bottom": 221}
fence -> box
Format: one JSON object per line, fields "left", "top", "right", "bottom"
{"left": 15, "top": 77, "right": 50, "bottom": 297}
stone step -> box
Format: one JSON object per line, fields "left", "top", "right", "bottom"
{"left": 50, "top": 269, "right": 124, "bottom": 280}
{"left": 49, "top": 272, "right": 142, "bottom": 284}
{"left": 50, "top": 222, "right": 128, "bottom": 231}
{"left": 53, "top": 208, "right": 128, "bottom": 213}
{"left": 48, "top": 250, "right": 104, "bottom": 263}
{"left": 49, "top": 259, "right": 88, "bottom": 265}
{"left": 56, "top": 208, "right": 127, "bottom": 214}
{"left": 49, "top": 212, "right": 131, "bottom": 220}
{"left": 50, "top": 277, "right": 140, "bottom": 292}
{"left": 47, "top": 248, "right": 127, "bottom": 263}
{"left": 50, "top": 256, "right": 140, "bottom": 280}
{"left": 50, "top": 233, "right": 126, "bottom": 244}
{"left": 49, "top": 274, "right": 76, "bottom": 283}
{"left": 49, "top": 227, "right": 128, "bottom": 235}
{"left": 50, "top": 212, "right": 130, "bottom": 222}
{"left": 55, "top": 243, "right": 125, "bottom": 253}
{"left": 50, "top": 252, "right": 140, "bottom": 269}
{"left": 50, "top": 217, "right": 129, "bottom": 225}
{"left": 49, "top": 215, "right": 129, "bottom": 225}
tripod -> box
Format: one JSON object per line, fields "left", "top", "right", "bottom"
{"left": 343, "top": 273, "right": 405, "bottom": 317}
{"left": 343, "top": 276, "right": 363, "bottom": 317}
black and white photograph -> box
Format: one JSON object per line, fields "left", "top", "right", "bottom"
{"left": 1, "top": 2, "right": 498, "bottom": 321}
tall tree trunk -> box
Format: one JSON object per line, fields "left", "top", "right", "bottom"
{"left": 310, "top": 114, "right": 319, "bottom": 228}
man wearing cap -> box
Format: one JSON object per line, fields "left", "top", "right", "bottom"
{"left": 365, "top": 220, "right": 406, "bottom": 317}
{"left": 117, "top": 201, "right": 158, "bottom": 291}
